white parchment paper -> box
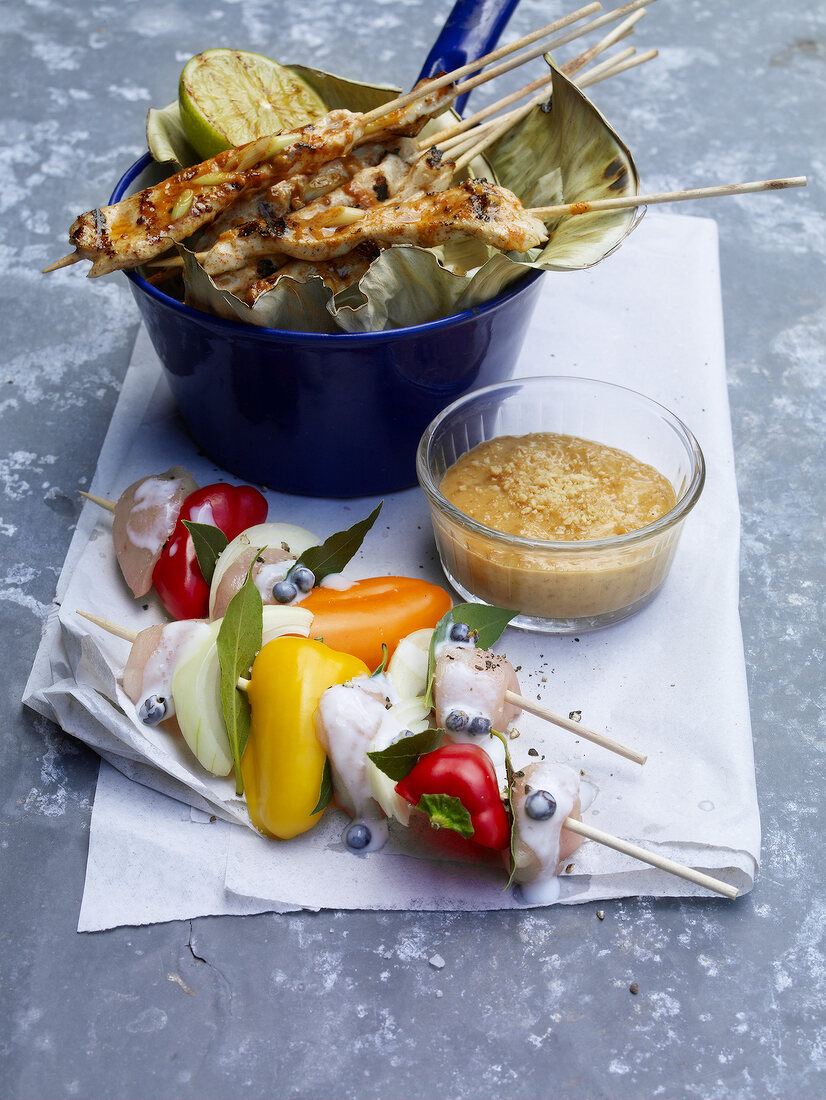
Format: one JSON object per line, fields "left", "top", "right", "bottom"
{"left": 24, "top": 214, "right": 759, "bottom": 930}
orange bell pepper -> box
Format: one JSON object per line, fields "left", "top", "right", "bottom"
{"left": 300, "top": 576, "right": 452, "bottom": 669}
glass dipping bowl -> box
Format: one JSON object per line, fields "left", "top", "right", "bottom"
{"left": 416, "top": 376, "right": 706, "bottom": 633}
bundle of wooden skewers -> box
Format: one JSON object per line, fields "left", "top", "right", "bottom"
{"left": 44, "top": 0, "right": 806, "bottom": 332}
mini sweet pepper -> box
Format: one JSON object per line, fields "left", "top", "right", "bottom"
{"left": 299, "top": 576, "right": 452, "bottom": 668}
{"left": 242, "top": 636, "right": 368, "bottom": 840}
{"left": 152, "top": 482, "right": 268, "bottom": 619}
{"left": 395, "top": 742, "right": 510, "bottom": 850}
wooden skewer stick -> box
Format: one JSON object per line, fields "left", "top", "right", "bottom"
{"left": 454, "top": 0, "right": 653, "bottom": 99}
{"left": 423, "top": 7, "right": 644, "bottom": 153}
{"left": 504, "top": 690, "right": 646, "bottom": 765}
{"left": 79, "top": 489, "right": 116, "bottom": 512}
{"left": 561, "top": 7, "right": 646, "bottom": 76}
{"left": 420, "top": 71, "right": 553, "bottom": 151}
{"left": 77, "top": 610, "right": 137, "bottom": 643}
{"left": 361, "top": 3, "right": 602, "bottom": 125}
{"left": 42, "top": 252, "right": 82, "bottom": 273}
{"left": 437, "top": 127, "right": 490, "bottom": 159}
{"left": 428, "top": 11, "right": 645, "bottom": 157}
{"left": 577, "top": 46, "right": 657, "bottom": 87}
{"left": 444, "top": 44, "right": 655, "bottom": 166}
{"left": 562, "top": 818, "right": 739, "bottom": 899}
{"left": 452, "top": 97, "right": 538, "bottom": 172}
{"left": 573, "top": 44, "right": 637, "bottom": 83}
{"left": 529, "top": 176, "right": 808, "bottom": 218}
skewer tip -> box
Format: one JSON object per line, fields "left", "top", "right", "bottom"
{"left": 79, "top": 489, "right": 116, "bottom": 512}
{"left": 42, "top": 252, "right": 81, "bottom": 274}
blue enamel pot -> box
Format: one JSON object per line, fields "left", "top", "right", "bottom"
{"left": 111, "top": 0, "right": 543, "bottom": 497}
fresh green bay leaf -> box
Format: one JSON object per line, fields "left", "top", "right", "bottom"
{"left": 182, "top": 519, "right": 229, "bottom": 585}
{"left": 293, "top": 501, "right": 382, "bottom": 584}
{"left": 370, "top": 644, "right": 389, "bottom": 678}
{"left": 311, "top": 757, "right": 333, "bottom": 815}
{"left": 490, "top": 727, "right": 518, "bottom": 890}
{"left": 417, "top": 793, "right": 475, "bottom": 839}
{"left": 367, "top": 728, "right": 444, "bottom": 782}
{"left": 217, "top": 562, "right": 263, "bottom": 794}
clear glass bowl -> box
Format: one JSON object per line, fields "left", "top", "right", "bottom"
{"left": 416, "top": 376, "right": 706, "bottom": 633}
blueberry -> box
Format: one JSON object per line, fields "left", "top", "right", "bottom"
{"left": 449, "top": 622, "right": 471, "bottom": 643}
{"left": 345, "top": 822, "right": 372, "bottom": 851}
{"left": 291, "top": 566, "right": 315, "bottom": 593}
{"left": 272, "top": 580, "right": 297, "bottom": 604}
{"left": 525, "top": 790, "right": 557, "bottom": 821}
{"left": 468, "top": 716, "right": 491, "bottom": 736}
{"left": 445, "top": 709, "right": 468, "bottom": 731}
{"left": 138, "top": 695, "right": 167, "bottom": 726}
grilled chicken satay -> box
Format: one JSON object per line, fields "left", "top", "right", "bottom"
{"left": 363, "top": 78, "right": 456, "bottom": 139}
{"left": 195, "top": 140, "right": 401, "bottom": 250}
{"left": 64, "top": 79, "right": 457, "bottom": 279}
{"left": 230, "top": 145, "right": 454, "bottom": 302}
{"left": 202, "top": 179, "right": 548, "bottom": 274}
{"left": 69, "top": 110, "right": 367, "bottom": 278}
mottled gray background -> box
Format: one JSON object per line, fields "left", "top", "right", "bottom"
{"left": 2, "top": 1, "right": 824, "bottom": 1097}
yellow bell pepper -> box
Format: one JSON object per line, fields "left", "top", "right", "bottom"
{"left": 242, "top": 635, "right": 368, "bottom": 840}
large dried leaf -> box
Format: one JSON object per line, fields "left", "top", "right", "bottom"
{"left": 176, "top": 242, "right": 339, "bottom": 333}
{"left": 286, "top": 65, "right": 399, "bottom": 115}
{"left": 146, "top": 102, "right": 200, "bottom": 168}
{"left": 331, "top": 246, "right": 525, "bottom": 333}
{"left": 487, "top": 63, "right": 641, "bottom": 270}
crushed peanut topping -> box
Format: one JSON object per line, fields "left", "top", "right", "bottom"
{"left": 440, "top": 432, "right": 676, "bottom": 541}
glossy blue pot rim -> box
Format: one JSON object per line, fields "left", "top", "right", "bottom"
{"left": 110, "top": 152, "right": 543, "bottom": 344}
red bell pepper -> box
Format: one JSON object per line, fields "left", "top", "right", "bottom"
{"left": 395, "top": 742, "right": 510, "bottom": 850}
{"left": 152, "top": 483, "right": 268, "bottom": 619}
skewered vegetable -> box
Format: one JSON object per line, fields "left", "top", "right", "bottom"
{"left": 208, "top": 521, "right": 320, "bottom": 619}
{"left": 395, "top": 742, "right": 510, "bottom": 850}
{"left": 242, "top": 636, "right": 368, "bottom": 839}
{"left": 299, "top": 576, "right": 453, "bottom": 669}
{"left": 152, "top": 482, "right": 268, "bottom": 619}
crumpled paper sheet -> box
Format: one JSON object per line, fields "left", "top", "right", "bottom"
{"left": 24, "top": 214, "right": 759, "bottom": 929}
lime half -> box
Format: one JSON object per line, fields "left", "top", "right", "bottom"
{"left": 179, "top": 49, "right": 328, "bottom": 159}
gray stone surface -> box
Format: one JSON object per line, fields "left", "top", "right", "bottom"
{"left": 1, "top": 1, "right": 824, "bottom": 1097}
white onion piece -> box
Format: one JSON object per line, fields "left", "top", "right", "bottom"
{"left": 262, "top": 604, "right": 314, "bottom": 645}
{"left": 172, "top": 606, "right": 314, "bottom": 776}
{"left": 367, "top": 696, "right": 432, "bottom": 825}
{"left": 386, "top": 627, "right": 434, "bottom": 700}
{"left": 171, "top": 621, "right": 231, "bottom": 776}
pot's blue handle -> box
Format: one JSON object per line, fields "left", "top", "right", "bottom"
{"left": 416, "top": 0, "right": 521, "bottom": 116}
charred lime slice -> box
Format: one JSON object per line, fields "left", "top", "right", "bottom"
{"left": 179, "top": 48, "right": 328, "bottom": 159}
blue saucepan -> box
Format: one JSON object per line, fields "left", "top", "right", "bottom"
{"left": 111, "top": 0, "right": 543, "bottom": 497}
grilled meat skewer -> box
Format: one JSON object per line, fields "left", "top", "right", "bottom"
{"left": 201, "top": 179, "right": 548, "bottom": 273}
{"left": 213, "top": 143, "right": 455, "bottom": 302}
{"left": 70, "top": 111, "right": 366, "bottom": 278}
{"left": 60, "top": 80, "right": 458, "bottom": 279}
